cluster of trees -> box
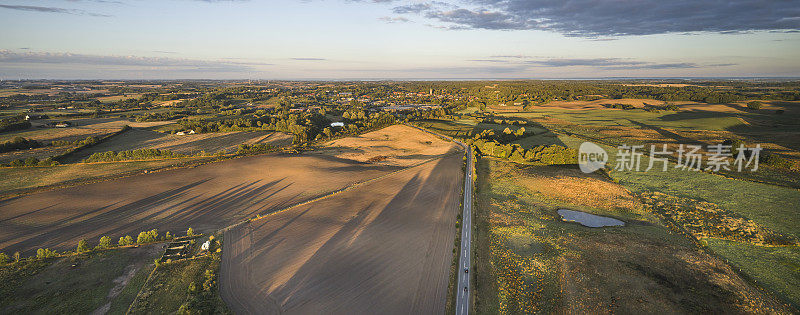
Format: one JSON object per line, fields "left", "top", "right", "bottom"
{"left": 468, "top": 128, "right": 576, "bottom": 164}
{"left": 0, "top": 228, "right": 201, "bottom": 266}
{"left": 236, "top": 143, "right": 274, "bottom": 155}
{"left": 51, "top": 136, "right": 99, "bottom": 147}
{"left": 2, "top": 157, "right": 58, "bottom": 168}
{"left": 478, "top": 117, "right": 528, "bottom": 125}
{"left": 84, "top": 148, "right": 187, "bottom": 162}
{"left": 0, "top": 115, "right": 31, "bottom": 133}
{"left": 0, "top": 137, "right": 41, "bottom": 153}
{"left": 135, "top": 110, "right": 190, "bottom": 122}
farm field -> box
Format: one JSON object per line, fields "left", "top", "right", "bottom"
{"left": 0, "top": 157, "right": 204, "bottom": 194}
{"left": 0, "top": 118, "right": 171, "bottom": 143}
{"left": 473, "top": 158, "right": 791, "bottom": 313}
{"left": 221, "top": 152, "right": 463, "bottom": 314}
{"left": 0, "top": 152, "right": 398, "bottom": 256}
{"left": 64, "top": 129, "right": 292, "bottom": 162}
{"left": 311, "top": 124, "right": 457, "bottom": 167}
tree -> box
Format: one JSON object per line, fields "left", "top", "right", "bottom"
{"left": 13, "top": 251, "right": 20, "bottom": 263}
{"left": 76, "top": 239, "right": 89, "bottom": 253}
{"left": 97, "top": 236, "right": 112, "bottom": 249}
{"left": 119, "top": 235, "right": 134, "bottom": 246}
{"left": 187, "top": 227, "right": 195, "bottom": 237}
{"left": 0, "top": 252, "right": 8, "bottom": 264}
{"left": 747, "top": 101, "right": 762, "bottom": 110}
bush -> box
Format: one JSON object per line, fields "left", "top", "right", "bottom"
{"left": 762, "top": 152, "right": 794, "bottom": 169}
{"left": 747, "top": 101, "right": 762, "bottom": 110}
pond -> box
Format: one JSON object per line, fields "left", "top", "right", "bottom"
{"left": 557, "top": 209, "right": 625, "bottom": 228}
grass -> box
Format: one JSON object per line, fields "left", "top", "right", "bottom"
{"left": 0, "top": 246, "right": 160, "bottom": 314}
{"left": 0, "top": 157, "right": 202, "bottom": 194}
{"left": 473, "top": 158, "right": 789, "bottom": 313}
{"left": 706, "top": 238, "right": 800, "bottom": 309}
{"left": 128, "top": 254, "right": 228, "bottom": 314}
{"left": 509, "top": 107, "right": 750, "bottom": 131}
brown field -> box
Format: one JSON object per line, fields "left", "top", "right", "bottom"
{"left": 220, "top": 152, "right": 463, "bottom": 314}
{"left": 0, "top": 118, "right": 170, "bottom": 143}
{"left": 311, "top": 124, "right": 456, "bottom": 167}
{"left": 0, "top": 153, "right": 399, "bottom": 256}
{"left": 0, "top": 125, "right": 455, "bottom": 257}
{"left": 65, "top": 129, "right": 293, "bottom": 161}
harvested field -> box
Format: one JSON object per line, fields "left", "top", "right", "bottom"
{"left": 0, "top": 118, "right": 169, "bottom": 143}
{"left": 220, "top": 153, "right": 463, "bottom": 314}
{"left": 312, "top": 124, "right": 458, "bottom": 167}
{"left": 0, "top": 153, "right": 399, "bottom": 256}
{"left": 65, "top": 129, "right": 292, "bottom": 162}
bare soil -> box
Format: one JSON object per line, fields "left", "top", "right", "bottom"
{"left": 220, "top": 153, "right": 463, "bottom": 314}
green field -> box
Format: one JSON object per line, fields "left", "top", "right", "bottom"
{"left": 128, "top": 254, "right": 228, "bottom": 314}
{"left": 0, "top": 246, "right": 160, "bottom": 314}
{"left": 473, "top": 158, "right": 789, "bottom": 313}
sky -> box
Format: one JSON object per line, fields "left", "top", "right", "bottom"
{"left": 1, "top": 0, "right": 799, "bottom": 80}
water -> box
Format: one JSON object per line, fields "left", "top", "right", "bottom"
{"left": 557, "top": 209, "right": 625, "bottom": 228}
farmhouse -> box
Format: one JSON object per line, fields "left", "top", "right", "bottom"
{"left": 330, "top": 122, "right": 345, "bottom": 127}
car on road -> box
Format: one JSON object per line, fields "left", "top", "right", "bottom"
{"left": 464, "top": 268, "right": 469, "bottom": 273}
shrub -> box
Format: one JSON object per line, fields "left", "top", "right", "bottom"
{"left": 762, "top": 152, "right": 794, "bottom": 169}
{"left": 0, "top": 252, "right": 8, "bottom": 264}
{"left": 76, "top": 239, "right": 90, "bottom": 253}
{"left": 746, "top": 101, "right": 762, "bottom": 110}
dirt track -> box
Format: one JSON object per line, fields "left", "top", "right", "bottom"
{"left": 220, "top": 153, "right": 463, "bottom": 314}
{"left": 0, "top": 153, "right": 398, "bottom": 255}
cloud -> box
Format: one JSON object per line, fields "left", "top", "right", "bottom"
{"left": 0, "top": 50, "right": 269, "bottom": 72}
{"left": 605, "top": 63, "right": 699, "bottom": 70}
{"left": 290, "top": 57, "right": 327, "bottom": 61}
{"left": 378, "top": 16, "right": 410, "bottom": 23}
{"left": 392, "top": 0, "right": 800, "bottom": 37}
{"left": 466, "top": 59, "right": 509, "bottom": 63}
{"left": 527, "top": 58, "right": 647, "bottom": 67}
{"left": 0, "top": 4, "right": 110, "bottom": 17}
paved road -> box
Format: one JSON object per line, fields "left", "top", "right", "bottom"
{"left": 455, "top": 144, "right": 473, "bottom": 315}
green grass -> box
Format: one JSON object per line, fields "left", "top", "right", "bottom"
{"left": 0, "top": 247, "right": 159, "bottom": 314}
{"left": 128, "top": 255, "right": 227, "bottom": 314}
{"left": 706, "top": 238, "right": 800, "bottom": 308}
{"left": 509, "top": 108, "right": 750, "bottom": 131}
{"left": 107, "top": 263, "right": 154, "bottom": 315}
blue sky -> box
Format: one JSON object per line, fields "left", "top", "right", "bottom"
{"left": 1, "top": 0, "right": 799, "bottom": 79}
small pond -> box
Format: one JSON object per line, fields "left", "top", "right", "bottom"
{"left": 557, "top": 209, "right": 625, "bottom": 228}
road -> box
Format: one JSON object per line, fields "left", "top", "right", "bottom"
{"left": 455, "top": 144, "right": 473, "bottom": 315}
